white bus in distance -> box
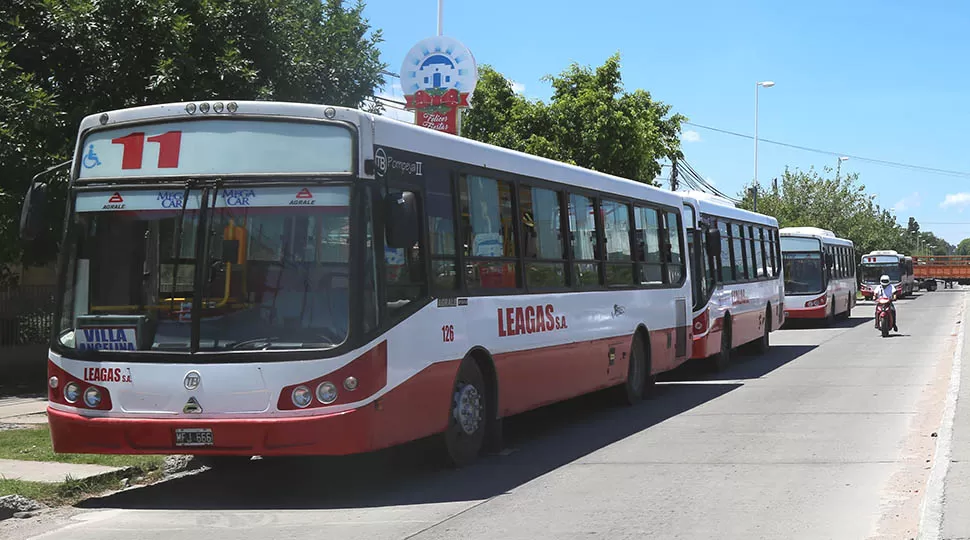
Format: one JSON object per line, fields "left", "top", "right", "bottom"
{"left": 859, "top": 250, "right": 912, "bottom": 299}
{"left": 682, "top": 191, "right": 784, "bottom": 370}
{"left": 779, "top": 227, "right": 856, "bottom": 323}
{"left": 22, "top": 100, "right": 699, "bottom": 467}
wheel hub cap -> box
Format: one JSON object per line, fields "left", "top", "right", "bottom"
{"left": 453, "top": 384, "right": 482, "bottom": 435}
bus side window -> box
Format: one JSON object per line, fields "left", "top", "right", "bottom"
{"left": 602, "top": 199, "right": 634, "bottom": 286}
{"left": 520, "top": 185, "right": 566, "bottom": 288}
{"left": 384, "top": 189, "right": 426, "bottom": 320}
{"left": 634, "top": 206, "right": 664, "bottom": 285}
{"left": 427, "top": 173, "right": 457, "bottom": 292}
{"left": 459, "top": 174, "right": 519, "bottom": 289}
{"left": 718, "top": 221, "right": 732, "bottom": 282}
{"left": 665, "top": 211, "right": 684, "bottom": 284}
{"left": 568, "top": 193, "right": 599, "bottom": 287}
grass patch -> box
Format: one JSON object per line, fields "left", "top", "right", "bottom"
{"left": 0, "top": 425, "right": 164, "bottom": 469}
{"left": 0, "top": 466, "right": 165, "bottom": 505}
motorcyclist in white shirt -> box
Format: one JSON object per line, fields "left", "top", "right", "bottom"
{"left": 873, "top": 275, "right": 898, "bottom": 332}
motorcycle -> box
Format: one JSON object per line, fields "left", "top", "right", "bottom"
{"left": 875, "top": 297, "right": 895, "bottom": 338}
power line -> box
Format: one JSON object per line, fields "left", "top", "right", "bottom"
{"left": 684, "top": 121, "right": 970, "bottom": 179}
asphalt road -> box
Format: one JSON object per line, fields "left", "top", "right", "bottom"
{"left": 6, "top": 290, "right": 967, "bottom": 540}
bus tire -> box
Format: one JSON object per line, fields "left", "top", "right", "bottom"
{"left": 753, "top": 306, "right": 770, "bottom": 355}
{"left": 711, "top": 316, "right": 732, "bottom": 372}
{"left": 615, "top": 332, "right": 651, "bottom": 405}
{"left": 839, "top": 294, "right": 852, "bottom": 320}
{"left": 443, "top": 357, "right": 488, "bottom": 467}
{"left": 826, "top": 296, "right": 836, "bottom": 325}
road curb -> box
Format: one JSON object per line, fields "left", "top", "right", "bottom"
{"left": 917, "top": 292, "right": 966, "bottom": 540}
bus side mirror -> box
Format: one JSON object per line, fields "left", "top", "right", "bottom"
{"left": 385, "top": 191, "right": 419, "bottom": 248}
{"left": 20, "top": 181, "right": 49, "bottom": 242}
{"left": 705, "top": 228, "right": 721, "bottom": 257}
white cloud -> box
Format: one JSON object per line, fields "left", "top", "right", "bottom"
{"left": 682, "top": 130, "right": 702, "bottom": 143}
{"left": 893, "top": 192, "right": 922, "bottom": 212}
{"left": 940, "top": 192, "right": 970, "bottom": 210}
{"left": 510, "top": 81, "right": 526, "bottom": 94}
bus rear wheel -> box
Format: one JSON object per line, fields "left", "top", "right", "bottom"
{"left": 615, "top": 333, "right": 651, "bottom": 405}
{"left": 443, "top": 358, "right": 488, "bottom": 467}
{"left": 710, "top": 316, "right": 732, "bottom": 372}
{"left": 752, "top": 307, "right": 770, "bottom": 355}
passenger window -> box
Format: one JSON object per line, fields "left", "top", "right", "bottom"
{"left": 634, "top": 206, "right": 664, "bottom": 285}
{"left": 603, "top": 199, "right": 634, "bottom": 285}
{"left": 666, "top": 211, "right": 684, "bottom": 284}
{"left": 459, "top": 174, "right": 518, "bottom": 289}
{"left": 568, "top": 193, "right": 599, "bottom": 287}
{"left": 718, "top": 221, "right": 732, "bottom": 281}
{"left": 383, "top": 189, "right": 426, "bottom": 320}
{"left": 520, "top": 185, "right": 566, "bottom": 288}
{"left": 748, "top": 226, "right": 758, "bottom": 279}
{"left": 731, "top": 223, "right": 746, "bottom": 280}
{"left": 753, "top": 227, "right": 765, "bottom": 279}
{"left": 427, "top": 174, "right": 457, "bottom": 291}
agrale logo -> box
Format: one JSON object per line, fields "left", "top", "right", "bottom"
{"left": 103, "top": 192, "right": 125, "bottom": 210}
{"left": 289, "top": 188, "right": 315, "bottom": 205}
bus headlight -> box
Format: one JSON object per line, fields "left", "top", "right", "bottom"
{"left": 64, "top": 382, "right": 81, "bottom": 404}
{"left": 316, "top": 382, "right": 338, "bottom": 404}
{"left": 84, "top": 387, "right": 102, "bottom": 408}
{"left": 49, "top": 376, "right": 59, "bottom": 389}
{"left": 291, "top": 385, "right": 312, "bottom": 408}
{"left": 343, "top": 376, "right": 358, "bottom": 391}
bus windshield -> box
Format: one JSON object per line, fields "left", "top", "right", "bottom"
{"left": 860, "top": 263, "right": 902, "bottom": 284}
{"left": 56, "top": 185, "right": 352, "bottom": 353}
{"left": 783, "top": 252, "right": 824, "bottom": 295}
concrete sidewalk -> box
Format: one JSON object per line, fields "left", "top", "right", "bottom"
{"left": 0, "top": 459, "right": 122, "bottom": 483}
{"left": 940, "top": 303, "right": 970, "bottom": 540}
{"left": 0, "top": 397, "right": 125, "bottom": 483}
{"left": 0, "top": 396, "right": 47, "bottom": 425}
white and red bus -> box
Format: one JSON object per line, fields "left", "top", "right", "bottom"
{"left": 21, "top": 101, "right": 699, "bottom": 466}
{"left": 859, "top": 249, "right": 911, "bottom": 299}
{"left": 780, "top": 227, "right": 856, "bottom": 321}
{"left": 682, "top": 192, "right": 784, "bottom": 370}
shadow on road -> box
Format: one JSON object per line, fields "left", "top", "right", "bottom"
{"left": 659, "top": 344, "right": 816, "bottom": 383}
{"left": 782, "top": 313, "right": 874, "bottom": 330}
{"left": 78, "top": 381, "right": 741, "bottom": 511}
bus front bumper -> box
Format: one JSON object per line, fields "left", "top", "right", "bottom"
{"left": 784, "top": 305, "right": 828, "bottom": 319}
{"left": 47, "top": 405, "right": 377, "bottom": 456}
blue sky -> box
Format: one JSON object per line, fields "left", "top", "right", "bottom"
{"left": 362, "top": 0, "right": 970, "bottom": 245}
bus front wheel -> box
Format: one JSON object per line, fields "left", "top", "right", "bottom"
{"left": 443, "top": 358, "right": 488, "bottom": 467}
{"left": 614, "top": 332, "right": 651, "bottom": 405}
{"left": 711, "top": 316, "right": 732, "bottom": 372}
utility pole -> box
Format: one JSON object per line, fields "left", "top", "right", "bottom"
{"left": 749, "top": 185, "right": 758, "bottom": 212}
{"left": 772, "top": 177, "right": 778, "bottom": 194}
{"left": 670, "top": 159, "right": 679, "bottom": 191}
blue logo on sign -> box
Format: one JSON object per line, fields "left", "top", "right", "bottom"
{"left": 223, "top": 189, "right": 255, "bottom": 207}
{"left": 82, "top": 145, "right": 102, "bottom": 169}
{"left": 157, "top": 191, "right": 184, "bottom": 209}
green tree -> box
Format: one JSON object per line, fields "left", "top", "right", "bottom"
{"left": 956, "top": 239, "right": 970, "bottom": 256}
{"left": 738, "top": 167, "right": 937, "bottom": 257}
{"left": 0, "top": 0, "right": 385, "bottom": 266}
{"left": 462, "top": 54, "right": 685, "bottom": 185}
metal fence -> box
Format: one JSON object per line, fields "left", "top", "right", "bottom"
{"left": 0, "top": 285, "right": 56, "bottom": 347}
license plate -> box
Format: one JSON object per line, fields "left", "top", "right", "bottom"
{"left": 174, "top": 428, "right": 213, "bottom": 447}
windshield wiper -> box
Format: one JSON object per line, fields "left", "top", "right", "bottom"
{"left": 168, "top": 179, "right": 196, "bottom": 314}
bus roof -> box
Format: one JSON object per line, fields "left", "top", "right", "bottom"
{"left": 865, "top": 250, "right": 901, "bottom": 256}
{"left": 79, "top": 101, "right": 686, "bottom": 208}
{"left": 780, "top": 227, "right": 854, "bottom": 247}
{"left": 680, "top": 191, "right": 778, "bottom": 227}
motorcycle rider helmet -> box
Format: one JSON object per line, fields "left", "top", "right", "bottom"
{"left": 880, "top": 275, "right": 890, "bottom": 285}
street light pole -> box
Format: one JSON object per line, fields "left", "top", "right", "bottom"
{"left": 836, "top": 156, "right": 848, "bottom": 179}
{"left": 437, "top": 0, "right": 443, "bottom": 35}
{"left": 754, "top": 81, "right": 775, "bottom": 211}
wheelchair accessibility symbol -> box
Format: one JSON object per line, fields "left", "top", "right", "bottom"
{"left": 82, "top": 144, "right": 101, "bottom": 169}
